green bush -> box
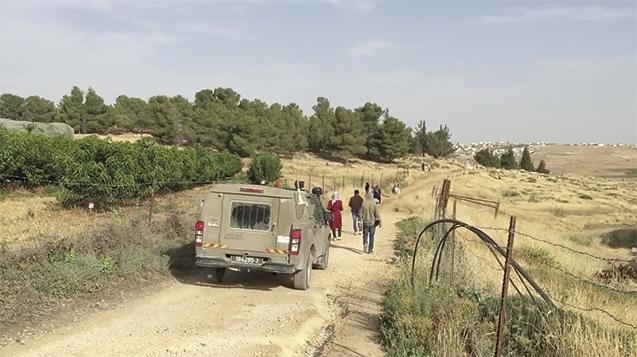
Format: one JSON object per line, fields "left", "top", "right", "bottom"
{"left": 247, "top": 153, "right": 282, "bottom": 184}
{"left": 0, "top": 130, "right": 243, "bottom": 207}
{"left": 474, "top": 149, "right": 500, "bottom": 168}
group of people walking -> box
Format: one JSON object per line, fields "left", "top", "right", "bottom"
{"left": 326, "top": 183, "right": 381, "bottom": 254}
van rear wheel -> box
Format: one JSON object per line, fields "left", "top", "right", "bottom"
{"left": 292, "top": 253, "right": 312, "bottom": 290}
{"left": 207, "top": 268, "right": 226, "bottom": 283}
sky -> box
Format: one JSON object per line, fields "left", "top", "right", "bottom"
{"left": 0, "top": 0, "right": 636, "bottom": 144}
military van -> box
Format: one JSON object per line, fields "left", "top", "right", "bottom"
{"left": 194, "top": 183, "right": 331, "bottom": 290}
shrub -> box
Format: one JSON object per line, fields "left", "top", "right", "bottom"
{"left": 0, "top": 130, "right": 243, "bottom": 207}
{"left": 474, "top": 149, "right": 500, "bottom": 168}
{"left": 248, "top": 153, "right": 282, "bottom": 184}
{"left": 536, "top": 160, "right": 550, "bottom": 174}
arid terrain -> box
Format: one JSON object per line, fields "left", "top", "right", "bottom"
{"left": 1, "top": 149, "right": 636, "bottom": 356}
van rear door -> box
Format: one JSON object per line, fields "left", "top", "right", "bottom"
{"left": 219, "top": 194, "right": 280, "bottom": 252}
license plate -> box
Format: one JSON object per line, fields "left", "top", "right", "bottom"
{"left": 231, "top": 255, "right": 264, "bottom": 265}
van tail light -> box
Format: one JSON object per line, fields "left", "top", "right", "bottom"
{"left": 195, "top": 220, "right": 204, "bottom": 247}
{"left": 289, "top": 229, "right": 302, "bottom": 256}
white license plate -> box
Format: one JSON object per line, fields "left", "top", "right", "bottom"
{"left": 231, "top": 255, "right": 263, "bottom": 265}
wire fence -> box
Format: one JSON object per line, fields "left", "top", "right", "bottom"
{"left": 424, "top": 177, "right": 637, "bottom": 348}
{"left": 474, "top": 225, "right": 633, "bottom": 264}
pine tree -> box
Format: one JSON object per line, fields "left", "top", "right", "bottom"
{"left": 520, "top": 146, "right": 534, "bottom": 171}
{"left": 426, "top": 125, "right": 456, "bottom": 158}
{"left": 308, "top": 97, "right": 335, "bottom": 153}
{"left": 499, "top": 147, "right": 518, "bottom": 169}
{"left": 474, "top": 149, "right": 500, "bottom": 168}
{"left": 328, "top": 106, "right": 366, "bottom": 158}
{"left": 536, "top": 160, "right": 550, "bottom": 174}
{"left": 0, "top": 93, "right": 26, "bottom": 120}
{"left": 413, "top": 120, "right": 428, "bottom": 156}
{"left": 376, "top": 116, "right": 412, "bottom": 161}
{"left": 57, "top": 86, "right": 85, "bottom": 133}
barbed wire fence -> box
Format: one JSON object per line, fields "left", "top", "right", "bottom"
{"left": 415, "top": 178, "right": 637, "bottom": 356}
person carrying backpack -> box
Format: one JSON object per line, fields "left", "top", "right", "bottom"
{"left": 360, "top": 190, "right": 381, "bottom": 254}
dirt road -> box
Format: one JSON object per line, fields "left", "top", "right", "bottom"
{"left": 1, "top": 178, "right": 436, "bottom": 357}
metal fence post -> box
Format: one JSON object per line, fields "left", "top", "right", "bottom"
{"left": 451, "top": 199, "right": 457, "bottom": 278}
{"left": 494, "top": 216, "right": 517, "bottom": 357}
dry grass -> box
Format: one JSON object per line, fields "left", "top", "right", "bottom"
{"left": 412, "top": 167, "right": 637, "bottom": 331}
{"left": 73, "top": 133, "right": 153, "bottom": 143}
{"left": 532, "top": 145, "right": 637, "bottom": 180}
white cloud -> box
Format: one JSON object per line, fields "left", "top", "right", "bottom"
{"left": 482, "top": 5, "right": 635, "bottom": 24}
{"left": 345, "top": 40, "right": 393, "bottom": 56}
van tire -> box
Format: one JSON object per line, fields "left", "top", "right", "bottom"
{"left": 292, "top": 254, "right": 312, "bottom": 290}
{"left": 208, "top": 268, "right": 226, "bottom": 283}
{"left": 313, "top": 242, "right": 330, "bottom": 270}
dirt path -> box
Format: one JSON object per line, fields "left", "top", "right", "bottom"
{"left": 1, "top": 176, "right": 440, "bottom": 357}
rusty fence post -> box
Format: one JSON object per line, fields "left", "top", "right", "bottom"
{"left": 309, "top": 173, "right": 312, "bottom": 189}
{"left": 451, "top": 199, "right": 457, "bottom": 278}
{"left": 322, "top": 176, "right": 325, "bottom": 191}
{"left": 494, "top": 216, "right": 517, "bottom": 357}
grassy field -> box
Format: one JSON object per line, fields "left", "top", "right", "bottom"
{"left": 532, "top": 144, "right": 637, "bottom": 180}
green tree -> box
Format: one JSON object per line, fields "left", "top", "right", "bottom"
{"left": 413, "top": 120, "right": 428, "bottom": 156}
{"left": 248, "top": 153, "right": 282, "bottom": 184}
{"left": 85, "top": 88, "right": 111, "bottom": 133}
{"left": 57, "top": 86, "right": 85, "bottom": 133}
{"left": 0, "top": 93, "right": 25, "bottom": 120}
{"left": 499, "top": 147, "right": 518, "bottom": 169}
{"left": 474, "top": 149, "right": 500, "bottom": 168}
{"left": 355, "top": 102, "right": 385, "bottom": 156}
{"left": 376, "top": 116, "right": 412, "bottom": 161}
{"left": 328, "top": 106, "right": 366, "bottom": 158}
{"left": 536, "top": 160, "right": 550, "bottom": 174}
{"left": 22, "top": 96, "right": 57, "bottom": 123}
{"left": 520, "top": 146, "right": 534, "bottom": 171}
{"left": 112, "top": 95, "right": 149, "bottom": 131}
{"left": 426, "top": 125, "right": 456, "bottom": 158}
{"left": 308, "top": 97, "right": 335, "bottom": 153}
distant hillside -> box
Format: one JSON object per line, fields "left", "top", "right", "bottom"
{"left": 532, "top": 144, "right": 637, "bottom": 180}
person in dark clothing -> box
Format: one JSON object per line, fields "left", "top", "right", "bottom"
{"left": 372, "top": 185, "right": 381, "bottom": 204}
{"left": 364, "top": 182, "right": 370, "bottom": 194}
{"left": 348, "top": 189, "right": 364, "bottom": 235}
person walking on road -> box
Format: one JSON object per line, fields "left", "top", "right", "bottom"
{"left": 348, "top": 189, "right": 363, "bottom": 235}
{"left": 327, "top": 191, "right": 343, "bottom": 240}
{"left": 360, "top": 190, "right": 381, "bottom": 254}
{"left": 372, "top": 184, "right": 381, "bottom": 204}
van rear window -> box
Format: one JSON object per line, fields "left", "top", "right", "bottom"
{"left": 229, "top": 202, "right": 271, "bottom": 231}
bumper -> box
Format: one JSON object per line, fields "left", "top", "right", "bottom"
{"left": 195, "top": 256, "right": 297, "bottom": 274}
